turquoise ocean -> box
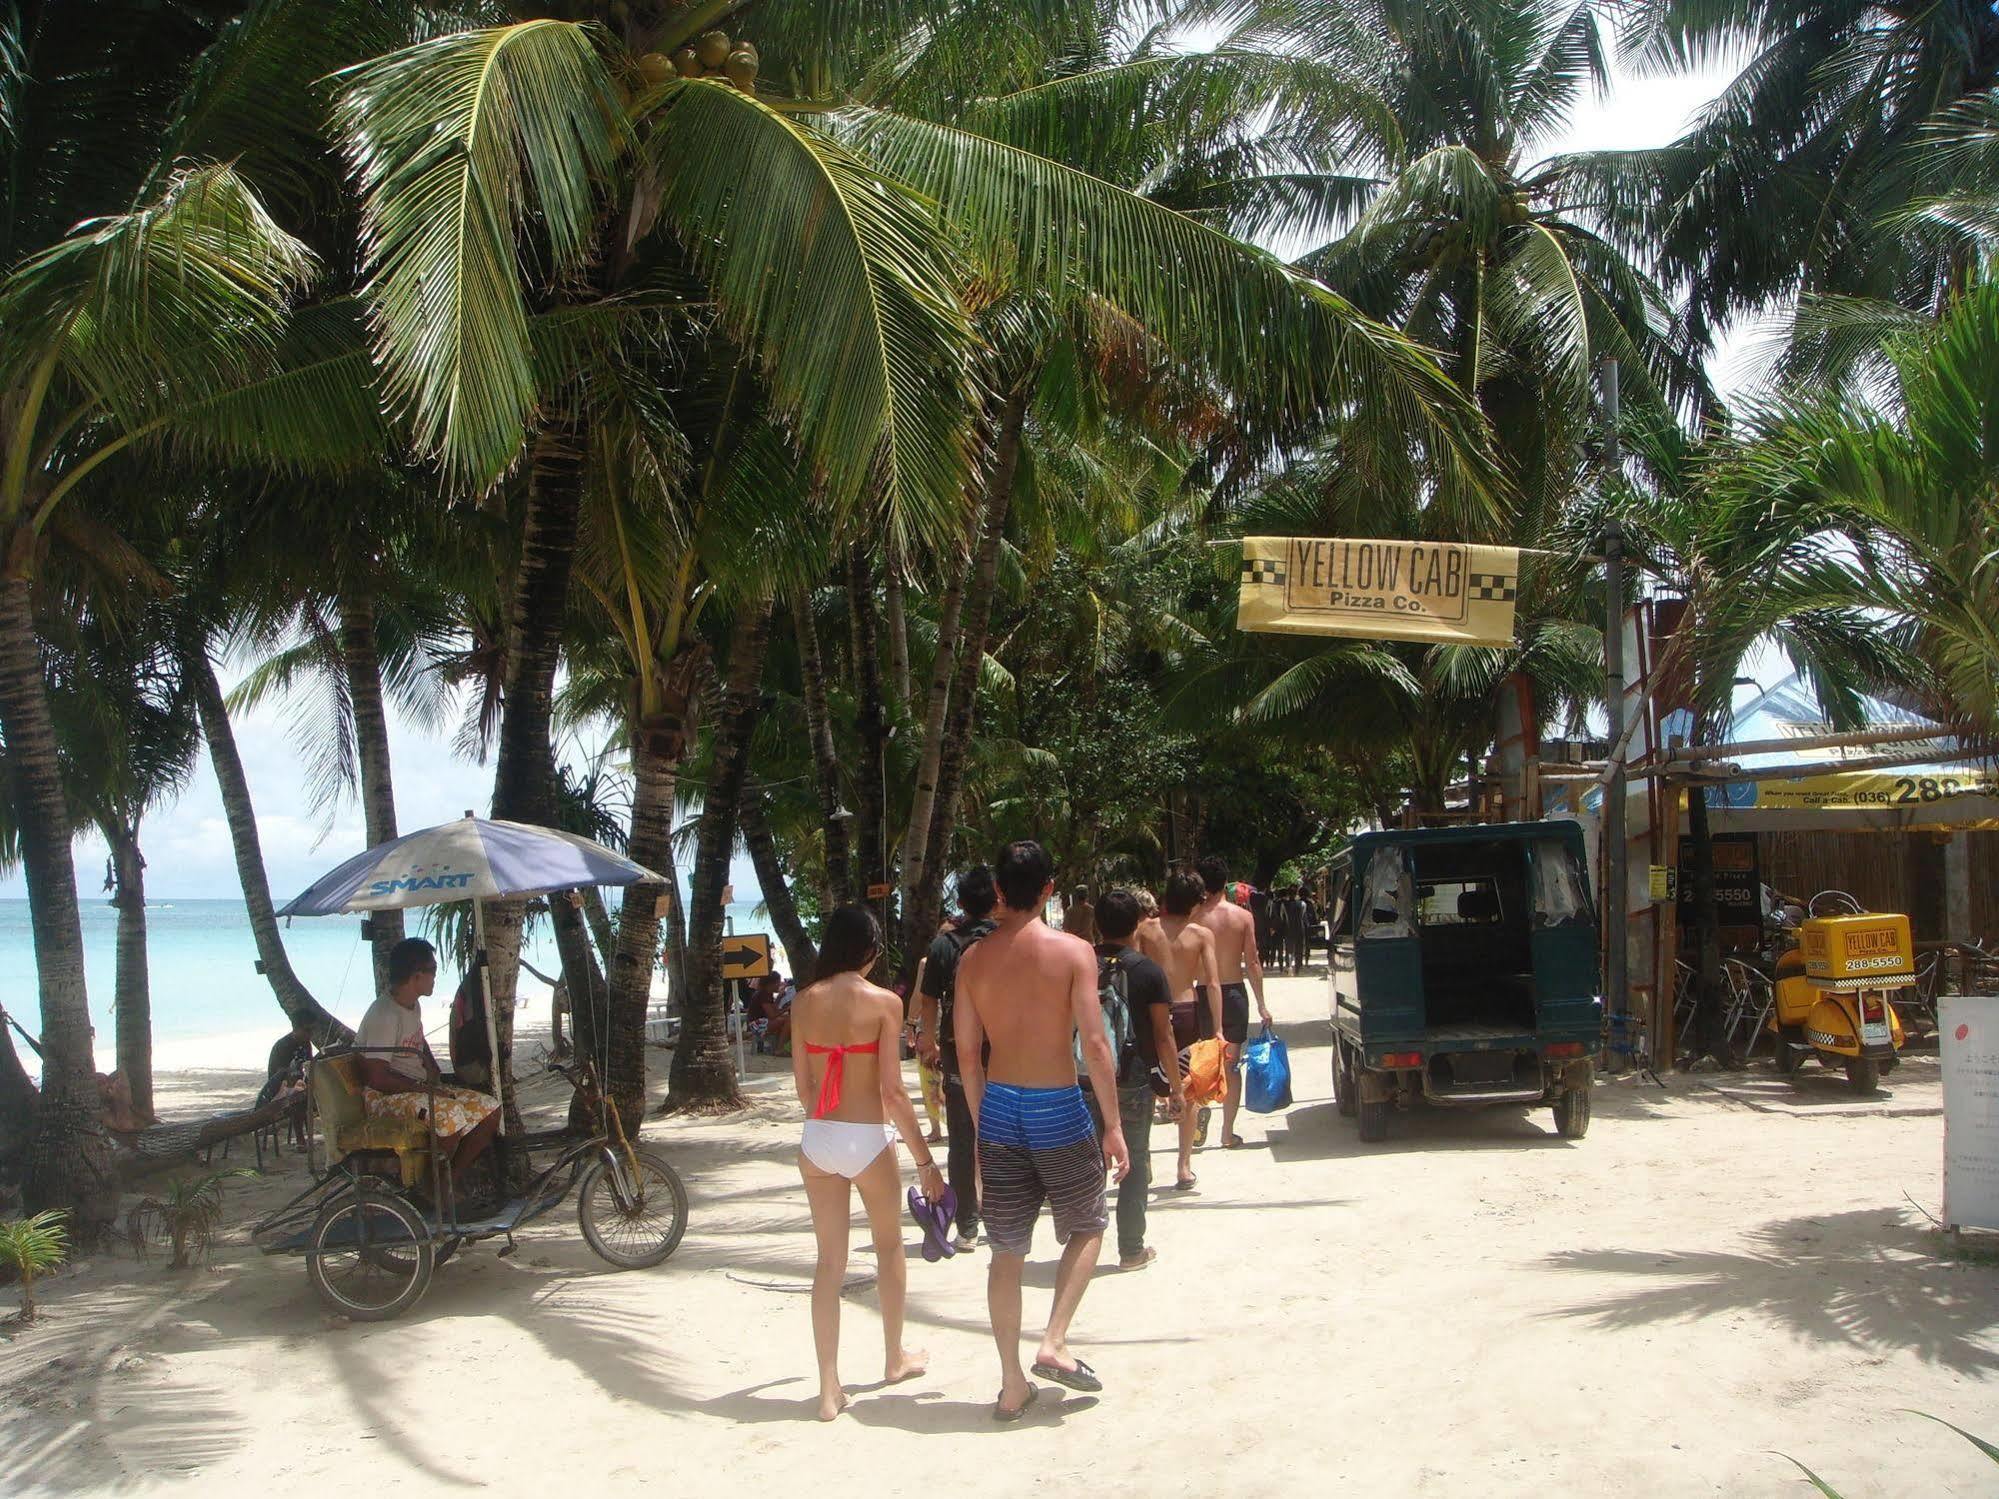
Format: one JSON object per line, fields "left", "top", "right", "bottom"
{"left": 0, "top": 896, "right": 770, "bottom": 1077}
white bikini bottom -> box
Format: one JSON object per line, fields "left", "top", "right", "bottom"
{"left": 800, "top": 1119, "right": 896, "bottom": 1179}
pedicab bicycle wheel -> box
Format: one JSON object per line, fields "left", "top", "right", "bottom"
{"left": 306, "top": 1186, "right": 434, "bottom": 1321}
{"left": 577, "top": 1148, "right": 688, "bottom": 1269}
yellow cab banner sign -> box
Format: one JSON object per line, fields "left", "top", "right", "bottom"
{"left": 1237, "top": 537, "right": 1521, "bottom": 647}
{"left": 1749, "top": 768, "right": 1999, "bottom": 813}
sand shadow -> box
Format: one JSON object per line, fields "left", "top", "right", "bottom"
{"left": 1266, "top": 1100, "right": 1576, "bottom": 1160}
{"left": 1541, "top": 1207, "right": 1999, "bottom": 1375}
{"left": 0, "top": 1284, "right": 247, "bottom": 1494}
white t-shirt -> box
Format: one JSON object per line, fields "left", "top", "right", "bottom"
{"left": 356, "top": 995, "right": 427, "bottom": 1082}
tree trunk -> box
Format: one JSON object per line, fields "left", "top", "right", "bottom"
{"left": 486, "top": 415, "right": 588, "bottom": 1107}
{"left": 902, "top": 387, "right": 1029, "bottom": 981}
{"left": 661, "top": 847, "right": 690, "bottom": 1009}
{"left": 894, "top": 567, "right": 965, "bottom": 965}
{"left": 1684, "top": 780, "right": 1728, "bottom": 1064}
{"left": 846, "top": 548, "right": 889, "bottom": 932}
{"left": 109, "top": 826, "right": 154, "bottom": 1126}
{"left": 669, "top": 602, "right": 772, "bottom": 1110}
{"left": 0, "top": 575, "right": 111, "bottom": 1233}
{"left": 794, "top": 586, "right": 853, "bottom": 907}
{"left": 187, "top": 648, "right": 349, "bottom": 1045}
{"left": 338, "top": 589, "right": 402, "bottom": 999}
{"left": 603, "top": 683, "right": 695, "bottom": 1130}
{"left": 0, "top": 1014, "right": 37, "bottom": 1184}
{"left": 580, "top": 886, "right": 616, "bottom": 968}
{"left": 549, "top": 891, "right": 607, "bottom": 1131}
{"left": 885, "top": 568, "right": 912, "bottom": 714}
{"left": 742, "top": 780, "right": 815, "bottom": 976}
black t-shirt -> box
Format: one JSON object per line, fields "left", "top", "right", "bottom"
{"left": 256, "top": 1032, "right": 310, "bottom": 1108}
{"left": 923, "top": 917, "right": 995, "bottom": 1067}
{"left": 1095, "top": 942, "right": 1172, "bottom": 1080}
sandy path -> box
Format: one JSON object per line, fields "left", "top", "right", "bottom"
{"left": 3, "top": 975, "right": 1994, "bottom": 1496}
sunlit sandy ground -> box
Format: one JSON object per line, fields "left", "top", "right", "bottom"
{"left": 4, "top": 976, "right": 1994, "bottom": 1497}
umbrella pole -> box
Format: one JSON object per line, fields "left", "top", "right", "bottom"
{"left": 475, "top": 897, "right": 506, "bottom": 1137}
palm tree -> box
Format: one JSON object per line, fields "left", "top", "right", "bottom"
{"left": 1705, "top": 280, "right": 1999, "bottom": 735}
{"left": 45, "top": 604, "right": 202, "bottom": 1127}
{"left": 1603, "top": 0, "right": 1999, "bottom": 352}
{"left": 331, "top": 6, "right": 1492, "bottom": 1106}
{"left": 0, "top": 7, "right": 384, "bottom": 1226}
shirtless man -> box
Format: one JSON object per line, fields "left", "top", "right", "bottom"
{"left": 1157, "top": 870, "right": 1221, "bottom": 1190}
{"left": 957, "top": 839, "right": 1131, "bottom": 1421}
{"left": 1193, "top": 855, "right": 1273, "bottom": 1148}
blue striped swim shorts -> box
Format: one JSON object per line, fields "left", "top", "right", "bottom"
{"left": 976, "top": 1083, "right": 1106, "bottom": 1254}
{"left": 977, "top": 1082, "right": 1094, "bottom": 1150}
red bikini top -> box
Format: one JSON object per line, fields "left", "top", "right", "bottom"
{"left": 804, "top": 1040, "right": 879, "bottom": 1119}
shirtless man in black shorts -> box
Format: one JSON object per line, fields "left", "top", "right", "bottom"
{"left": 956, "top": 839, "right": 1130, "bottom": 1420}
{"left": 1192, "top": 855, "right": 1272, "bottom": 1147}
{"left": 1157, "top": 870, "right": 1221, "bottom": 1189}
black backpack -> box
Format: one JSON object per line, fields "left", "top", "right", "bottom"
{"left": 1076, "top": 951, "right": 1140, "bottom": 1086}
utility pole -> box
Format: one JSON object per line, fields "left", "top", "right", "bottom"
{"left": 1601, "top": 359, "right": 1629, "bottom": 1046}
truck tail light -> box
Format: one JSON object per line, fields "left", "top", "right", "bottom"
{"left": 1379, "top": 1051, "right": 1422, "bottom": 1069}
{"left": 1545, "top": 1042, "right": 1586, "bottom": 1058}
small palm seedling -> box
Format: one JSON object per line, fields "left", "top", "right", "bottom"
{"left": 126, "top": 1169, "right": 257, "bottom": 1270}
{"left": 0, "top": 1210, "right": 69, "bottom": 1324}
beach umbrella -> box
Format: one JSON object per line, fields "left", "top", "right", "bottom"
{"left": 281, "top": 815, "right": 666, "bottom": 1132}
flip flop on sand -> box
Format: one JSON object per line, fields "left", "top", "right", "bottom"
{"left": 1031, "top": 1358, "right": 1102, "bottom": 1393}
{"left": 1117, "top": 1247, "right": 1158, "bottom": 1272}
{"left": 993, "top": 1385, "right": 1040, "bottom": 1422}
{"left": 1173, "top": 1174, "right": 1197, "bottom": 1191}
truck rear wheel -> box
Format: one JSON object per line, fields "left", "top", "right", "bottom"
{"left": 1844, "top": 1056, "right": 1880, "bottom": 1095}
{"left": 1357, "top": 1095, "right": 1390, "bottom": 1143}
{"left": 1552, "top": 1085, "right": 1591, "bottom": 1139}
{"left": 1334, "top": 1042, "right": 1358, "bottom": 1119}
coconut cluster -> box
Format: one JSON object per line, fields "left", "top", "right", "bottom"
{"left": 638, "top": 31, "right": 757, "bottom": 92}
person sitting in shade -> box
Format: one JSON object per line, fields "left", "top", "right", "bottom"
{"left": 256, "top": 1019, "right": 314, "bottom": 1108}
{"left": 356, "top": 938, "right": 502, "bottom": 1199}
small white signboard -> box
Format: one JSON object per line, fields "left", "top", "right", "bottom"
{"left": 1940, "top": 995, "right": 1999, "bottom": 1232}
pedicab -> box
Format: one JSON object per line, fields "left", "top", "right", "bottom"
{"left": 251, "top": 816, "right": 689, "bottom": 1320}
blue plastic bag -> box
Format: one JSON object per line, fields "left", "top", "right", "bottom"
{"left": 1242, "top": 1026, "right": 1292, "bottom": 1114}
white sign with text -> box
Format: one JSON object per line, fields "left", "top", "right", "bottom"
{"left": 1940, "top": 995, "right": 1999, "bottom": 1231}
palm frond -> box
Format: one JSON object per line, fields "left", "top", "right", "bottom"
{"left": 641, "top": 79, "right": 978, "bottom": 557}
{"left": 331, "top": 20, "right": 625, "bottom": 488}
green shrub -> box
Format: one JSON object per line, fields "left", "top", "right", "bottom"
{"left": 0, "top": 1210, "right": 69, "bottom": 1322}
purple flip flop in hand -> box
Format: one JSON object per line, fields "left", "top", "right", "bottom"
{"left": 907, "top": 1184, "right": 959, "bottom": 1262}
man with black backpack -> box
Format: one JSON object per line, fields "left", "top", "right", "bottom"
{"left": 1086, "top": 889, "right": 1180, "bottom": 1271}
{"left": 916, "top": 864, "right": 998, "bottom": 1251}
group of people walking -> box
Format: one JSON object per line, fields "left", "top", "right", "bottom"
{"left": 785, "top": 841, "right": 1272, "bottom": 1422}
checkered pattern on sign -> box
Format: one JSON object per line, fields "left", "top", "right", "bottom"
{"left": 1242, "top": 558, "right": 1286, "bottom": 585}
{"left": 1468, "top": 572, "right": 1517, "bottom": 602}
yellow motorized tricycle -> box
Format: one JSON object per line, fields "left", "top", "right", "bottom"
{"left": 1767, "top": 893, "right": 1910, "bottom": 1094}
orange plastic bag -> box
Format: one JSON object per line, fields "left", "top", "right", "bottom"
{"left": 1183, "top": 1038, "right": 1227, "bottom": 1108}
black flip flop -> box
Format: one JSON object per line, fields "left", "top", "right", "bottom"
{"left": 993, "top": 1385, "right": 1040, "bottom": 1422}
{"left": 1173, "top": 1174, "right": 1197, "bottom": 1191}
{"left": 1031, "top": 1358, "right": 1102, "bottom": 1393}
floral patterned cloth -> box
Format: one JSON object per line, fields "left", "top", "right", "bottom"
{"left": 364, "top": 1084, "right": 497, "bottom": 1139}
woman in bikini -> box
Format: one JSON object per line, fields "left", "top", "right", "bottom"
{"left": 792, "top": 905, "right": 945, "bottom": 1421}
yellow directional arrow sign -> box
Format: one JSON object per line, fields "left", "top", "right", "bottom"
{"left": 722, "top": 932, "right": 772, "bottom": 981}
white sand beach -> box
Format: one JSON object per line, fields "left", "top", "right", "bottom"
{"left": 2, "top": 973, "right": 1994, "bottom": 1497}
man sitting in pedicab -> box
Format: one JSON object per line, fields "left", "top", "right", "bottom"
{"left": 354, "top": 938, "right": 502, "bottom": 1203}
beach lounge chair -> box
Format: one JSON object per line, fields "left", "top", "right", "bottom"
{"left": 310, "top": 1051, "right": 434, "bottom": 1189}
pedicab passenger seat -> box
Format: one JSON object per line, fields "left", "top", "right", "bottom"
{"left": 310, "top": 1051, "right": 433, "bottom": 1189}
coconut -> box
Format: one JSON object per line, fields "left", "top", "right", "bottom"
{"left": 696, "top": 30, "right": 731, "bottom": 68}
{"left": 637, "top": 52, "right": 673, "bottom": 85}
{"left": 672, "top": 47, "right": 701, "bottom": 78}
{"left": 724, "top": 49, "right": 758, "bottom": 89}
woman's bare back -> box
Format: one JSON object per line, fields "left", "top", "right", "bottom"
{"left": 792, "top": 972, "right": 896, "bottom": 1122}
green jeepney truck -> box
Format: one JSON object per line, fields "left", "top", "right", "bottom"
{"left": 1329, "top": 821, "right": 1600, "bottom": 1143}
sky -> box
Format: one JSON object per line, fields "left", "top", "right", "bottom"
{"left": 0, "top": 37, "right": 1749, "bottom": 906}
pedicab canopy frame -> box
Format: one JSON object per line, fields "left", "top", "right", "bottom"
{"left": 279, "top": 814, "right": 667, "bottom": 1133}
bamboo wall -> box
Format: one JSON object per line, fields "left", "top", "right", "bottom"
{"left": 1756, "top": 829, "right": 1999, "bottom": 940}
